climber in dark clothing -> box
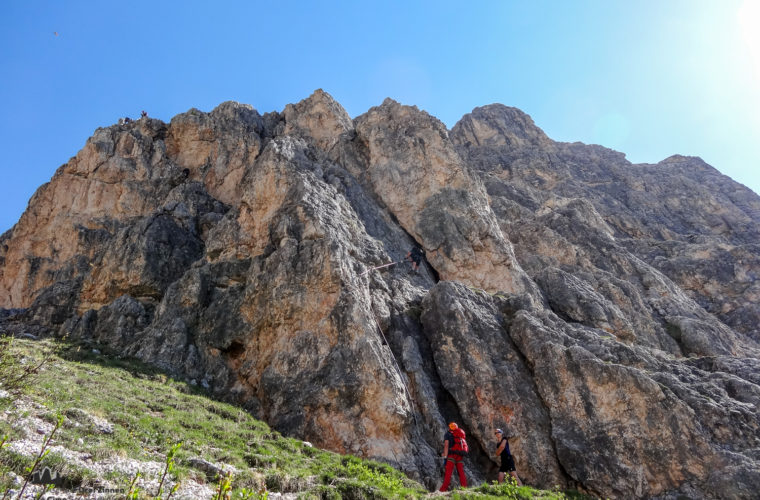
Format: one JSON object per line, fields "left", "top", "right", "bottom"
{"left": 405, "top": 246, "right": 424, "bottom": 273}
{"left": 494, "top": 428, "right": 522, "bottom": 485}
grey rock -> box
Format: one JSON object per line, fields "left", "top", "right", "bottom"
{"left": 420, "top": 281, "right": 565, "bottom": 487}
{"left": 7, "top": 471, "right": 23, "bottom": 487}
{"left": 186, "top": 457, "right": 236, "bottom": 479}
{"left": 64, "top": 407, "right": 115, "bottom": 435}
{"left": 1, "top": 92, "right": 759, "bottom": 497}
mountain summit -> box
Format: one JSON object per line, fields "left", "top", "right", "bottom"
{"left": 2, "top": 90, "right": 759, "bottom": 498}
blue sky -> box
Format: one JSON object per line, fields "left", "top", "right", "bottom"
{"left": 1, "top": 0, "right": 759, "bottom": 233}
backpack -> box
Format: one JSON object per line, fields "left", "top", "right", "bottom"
{"left": 450, "top": 428, "right": 469, "bottom": 456}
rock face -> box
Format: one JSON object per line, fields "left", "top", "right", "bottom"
{"left": 2, "top": 90, "right": 760, "bottom": 498}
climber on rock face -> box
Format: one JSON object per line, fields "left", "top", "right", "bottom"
{"left": 440, "top": 422, "right": 468, "bottom": 492}
{"left": 494, "top": 428, "right": 522, "bottom": 485}
{"left": 405, "top": 246, "right": 425, "bottom": 273}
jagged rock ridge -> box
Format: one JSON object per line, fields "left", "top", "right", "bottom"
{"left": 2, "top": 90, "right": 759, "bottom": 499}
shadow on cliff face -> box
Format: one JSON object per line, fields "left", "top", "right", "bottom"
{"left": 370, "top": 280, "right": 492, "bottom": 489}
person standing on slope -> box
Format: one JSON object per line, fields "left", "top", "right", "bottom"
{"left": 440, "top": 422, "right": 468, "bottom": 491}
{"left": 494, "top": 428, "right": 522, "bottom": 485}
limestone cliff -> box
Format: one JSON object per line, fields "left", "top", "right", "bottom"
{"left": 2, "top": 90, "right": 759, "bottom": 498}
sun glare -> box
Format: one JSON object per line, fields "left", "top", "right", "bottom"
{"left": 738, "top": 0, "right": 760, "bottom": 80}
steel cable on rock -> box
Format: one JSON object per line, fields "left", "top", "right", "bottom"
{"left": 358, "top": 263, "right": 419, "bottom": 428}
{"left": 368, "top": 302, "right": 419, "bottom": 428}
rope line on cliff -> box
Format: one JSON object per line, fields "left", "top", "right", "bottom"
{"left": 368, "top": 298, "right": 419, "bottom": 427}
{"left": 358, "top": 261, "right": 399, "bottom": 276}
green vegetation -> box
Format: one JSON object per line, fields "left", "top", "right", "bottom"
{"left": 0, "top": 337, "right": 591, "bottom": 499}
{"left": 0, "top": 335, "right": 54, "bottom": 398}
{"left": 0, "top": 337, "right": 424, "bottom": 498}
{"left": 156, "top": 441, "right": 181, "bottom": 499}
{"left": 14, "top": 413, "right": 63, "bottom": 499}
{"left": 453, "top": 479, "right": 590, "bottom": 499}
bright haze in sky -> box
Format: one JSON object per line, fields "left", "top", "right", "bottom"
{"left": 1, "top": 0, "right": 759, "bottom": 233}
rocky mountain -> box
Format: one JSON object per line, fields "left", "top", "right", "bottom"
{"left": 2, "top": 90, "right": 759, "bottom": 499}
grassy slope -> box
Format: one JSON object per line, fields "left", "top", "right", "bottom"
{"left": 0, "top": 337, "right": 585, "bottom": 499}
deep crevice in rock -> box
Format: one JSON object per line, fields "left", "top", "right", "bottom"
{"left": 503, "top": 313, "right": 578, "bottom": 492}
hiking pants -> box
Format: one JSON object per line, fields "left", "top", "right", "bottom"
{"left": 440, "top": 455, "right": 467, "bottom": 491}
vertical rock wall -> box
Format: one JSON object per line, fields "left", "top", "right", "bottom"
{"left": 2, "top": 90, "right": 760, "bottom": 498}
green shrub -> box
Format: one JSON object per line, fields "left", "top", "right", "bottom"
{"left": 244, "top": 453, "right": 278, "bottom": 469}
{"left": 0, "top": 446, "right": 34, "bottom": 476}
{"left": 307, "top": 485, "right": 343, "bottom": 500}
{"left": 336, "top": 478, "right": 376, "bottom": 500}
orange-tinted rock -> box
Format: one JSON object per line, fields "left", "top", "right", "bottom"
{"left": 2, "top": 92, "right": 760, "bottom": 496}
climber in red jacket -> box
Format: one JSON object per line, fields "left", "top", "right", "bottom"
{"left": 440, "top": 422, "right": 468, "bottom": 491}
